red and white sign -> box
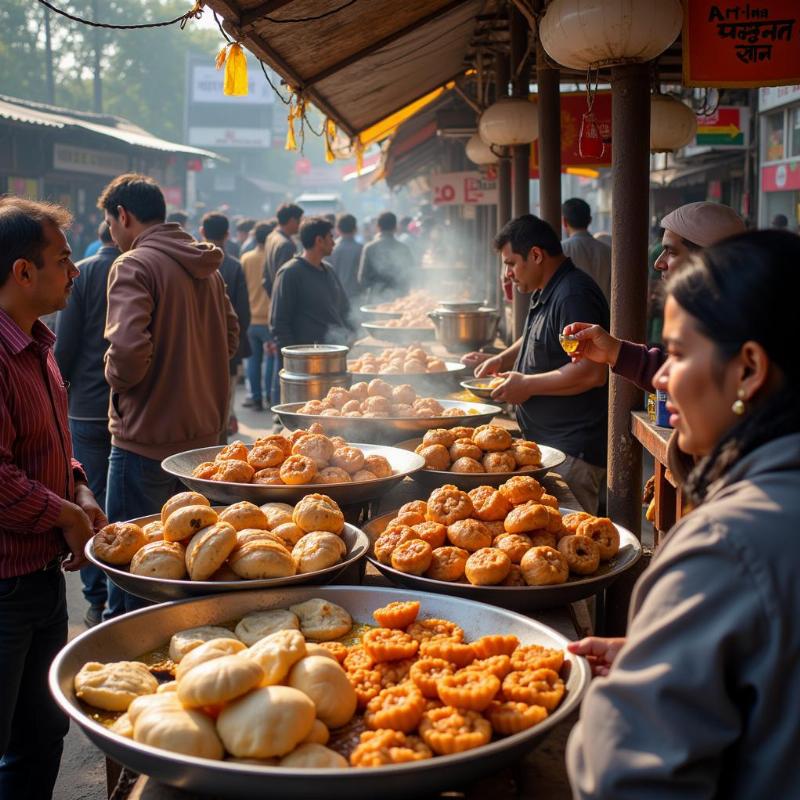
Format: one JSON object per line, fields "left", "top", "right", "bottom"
{"left": 761, "top": 160, "right": 800, "bottom": 192}
{"left": 431, "top": 172, "right": 498, "bottom": 206}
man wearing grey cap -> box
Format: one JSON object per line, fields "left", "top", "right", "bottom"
{"left": 562, "top": 202, "right": 745, "bottom": 393}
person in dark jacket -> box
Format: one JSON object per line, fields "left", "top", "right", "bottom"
{"left": 53, "top": 221, "right": 119, "bottom": 627}
{"left": 270, "top": 217, "right": 355, "bottom": 352}
{"left": 357, "top": 211, "right": 414, "bottom": 302}
{"left": 200, "top": 212, "right": 252, "bottom": 439}
{"left": 262, "top": 202, "right": 302, "bottom": 295}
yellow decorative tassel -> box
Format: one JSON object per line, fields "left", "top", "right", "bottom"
{"left": 324, "top": 118, "right": 337, "bottom": 163}
{"left": 215, "top": 43, "right": 248, "bottom": 96}
{"left": 355, "top": 138, "right": 364, "bottom": 174}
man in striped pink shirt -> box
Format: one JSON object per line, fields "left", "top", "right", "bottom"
{"left": 0, "top": 198, "right": 106, "bottom": 799}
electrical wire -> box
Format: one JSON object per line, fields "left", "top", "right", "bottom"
{"left": 35, "top": 0, "right": 204, "bottom": 30}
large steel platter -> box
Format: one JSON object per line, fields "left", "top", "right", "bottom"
{"left": 347, "top": 359, "right": 470, "bottom": 388}
{"left": 358, "top": 304, "right": 403, "bottom": 319}
{"left": 364, "top": 511, "right": 642, "bottom": 611}
{"left": 85, "top": 521, "right": 369, "bottom": 604}
{"left": 50, "top": 586, "right": 589, "bottom": 799}
{"left": 272, "top": 400, "right": 503, "bottom": 444}
{"left": 161, "top": 443, "right": 424, "bottom": 506}
{"left": 360, "top": 321, "right": 437, "bottom": 344}
{"left": 395, "top": 438, "right": 567, "bottom": 490}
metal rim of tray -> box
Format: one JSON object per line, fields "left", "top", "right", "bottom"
{"left": 360, "top": 322, "right": 437, "bottom": 343}
{"left": 50, "top": 585, "right": 590, "bottom": 799}
{"left": 271, "top": 400, "right": 503, "bottom": 444}
{"left": 394, "top": 438, "right": 567, "bottom": 488}
{"left": 161, "top": 443, "right": 425, "bottom": 506}
{"left": 85, "top": 520, "right": 369, "bottom": 603}
{"left": 363, "top": 509, "right": 642, "bottom": 611}
{"left": 347, "top": 360, "right": 469, "bottom": 381}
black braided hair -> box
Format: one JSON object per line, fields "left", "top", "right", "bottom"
{"left": 666, "top": 229, "right": 800, "bottom": 504}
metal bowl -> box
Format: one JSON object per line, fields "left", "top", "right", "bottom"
{"left": 459, "top": 377, "right": 502, "bottom": 400}
{"left": 50, "top": 586, "right": 589, "bottom": 799}
{"left": 272, "top": 400, "right": 503, "bottom": 445}
{"left": 359, "top": 304, "right": 404, "bottom": 320}
{"left": 360, "top": 322, "right": 437, "bottom": 344}
{"left": 281, "top": 344, "right": 349, "bottom": 375}
{"left": 428, "top": 308, "right": 499, "bottom": 352}
{"left": 85, "top": 521, "right": 369, "bottom": 604}
{"left": 364, "top": 511, "right": 642, "bottom": 611}
{"left": 162, "top": 444, "right": 424, "bottom": 506}
{"left": 395, "top": 438, "right": 567, "bottom": 489}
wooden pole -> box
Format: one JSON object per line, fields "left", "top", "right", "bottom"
{"left": 510, "top": 5, "right": 531, "bottom": 338}
{"left": 603, "top": 62, "right": 651, "bottom": 635}
{"left": 536, "top": 41, "right": 561, "bottom": 234}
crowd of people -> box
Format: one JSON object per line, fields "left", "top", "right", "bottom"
{"left": 1, "top": 171, "right": 798, "bottom": 799}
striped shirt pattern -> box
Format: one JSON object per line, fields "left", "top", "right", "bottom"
{"left": 0, "top": 308, "right": 85, "bottom": 577}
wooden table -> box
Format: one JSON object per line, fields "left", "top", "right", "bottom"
{"left": 630, "top": 412, "right": 684, "bottom": 544}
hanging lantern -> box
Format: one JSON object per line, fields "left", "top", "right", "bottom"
{"left": 465, "top": 133, "right": 498, "bottom": 165}
{"left": 650, "top": 94, "right": 697, "bottom": 152}
{"left": 478, "top": 98, "right": 538, "bottom": 147}
{"left": 540, "top": 0, "right": 682, "bottom": 70}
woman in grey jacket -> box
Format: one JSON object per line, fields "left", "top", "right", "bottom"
{"left": 567, "top": 230, "right": 800, "bottom": 798}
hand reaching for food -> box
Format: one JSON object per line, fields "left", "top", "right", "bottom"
{"left": 566, "top": 636, "right": 626, "bottom": 677}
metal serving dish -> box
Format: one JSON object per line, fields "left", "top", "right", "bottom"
{"left": 428, "top": 308, "right": 500, "bottom": 353}
{"left": 161, "top": 443, "right": 424, "bottom": 506}
{"left": 348, "top": 361, "right": 470, "bottom": 391}
{"left": 395, "top": 438, "right": 567, "bottom": 490}
{"left": 359, "top": 304, "right": 403, "bottom": 320}
{"left": 50, "top": 586, "right": 589, "bottom": 799}
{"left": 85, "top": 521, "right": 369, "bottom": 604}
{"left": 281, "top": 344, "right": 349, "bottom": 375}
{"left": 272, "top": 400, "right": 503, "bottom": 445}
{"left": 360, "top": 321, "right": 437, "bottom": 344}
{"left": 364, "top": 511, "right": 642, "bottom": 611}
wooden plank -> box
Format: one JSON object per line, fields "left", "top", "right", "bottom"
{"left": 302, "top": 0, "right": 469, "bottom": 89}
{"left": 240, "top": 0, "right": 295, "bottom": 28}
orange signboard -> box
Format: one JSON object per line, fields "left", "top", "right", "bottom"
{"left": 530, "top": 91, "right": 613, "bottom": 176}
{"left": 683, "top": 0, "right": 800, "bottom": 87}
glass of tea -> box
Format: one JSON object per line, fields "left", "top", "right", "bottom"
{"left": 559, "top": 334, "right": 580, "bottom": 355}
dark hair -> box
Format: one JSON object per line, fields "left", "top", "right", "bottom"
{"left": 562, "top": 198, "right": 591, "bottom": 229}
{"left": 98, "top": 220, "right": 113, "bottom": 244}
{"left": 0, "top": 197, "right": 72, "bottom": 287}
{"left": 377, "top": 211, "right": 397, "bottom": 232}
{"left": 236, "top": 218, "right": 256, "bottom": 234}
{"left": 668, "top": 229, "right": 800, "bottom": 503}
{"left": 201, "top": 212, "right": 229, "bottom": 241}
{"left": 771, "top": 213, "right": 788, "bottom": 229}
{"left": 299, "top": 217, "right": 333, "bottom": 250}
{"left": 97, "top": 173, "right": 166, "bottom": 224}
{"left": 337, "top": 213, "right": 357, "bottom": 235}
{"left": 166, "top": 210, "right": 188, "bottom": 226}
{"left": 277, "top": 203, "right": 304, "bottom": 226}
{"left": 254, "top": 220, "right": 275, "bottom": 245}
{"left": 494, "top": 214, "right": 562, "bottom": 257}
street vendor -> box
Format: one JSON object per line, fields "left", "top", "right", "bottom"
{"left": 564, "top": 201, "right": 744, "bottom": 393}
{"left": 463, "top": 214, "right": 609, "bottom": 513}
{"left": 567, "top": 230, "right": 800, "bottom": 799}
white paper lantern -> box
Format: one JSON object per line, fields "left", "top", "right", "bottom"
{"left": 540, "top": 0, "right": 682, "bottom": 70}
{"left": 650, "top": 94, "right": 697, "bottom": 152}
{"left": 465, "top": 133, "right": 498, "bottom": 165}
{"left": 478, "top": 98, "right": 538, "bottom": 147}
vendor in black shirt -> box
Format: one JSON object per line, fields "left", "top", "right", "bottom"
{"left": 463, "top": 214, "right": 609, "bottom": 513}
{"left": 270, "top": 217, "right": 356, "bottom": 352}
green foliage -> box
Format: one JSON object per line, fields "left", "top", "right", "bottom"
{"left": 0, "top": 0, "right": 219, "bottom": 139}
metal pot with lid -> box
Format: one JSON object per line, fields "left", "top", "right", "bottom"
{"left": 279, "top": 344, "right": 350, "bottom": 404}
{"left": 427, "top": 306, "right": 500, "bottom": 353}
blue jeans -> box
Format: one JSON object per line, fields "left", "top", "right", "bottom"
{"left": 104, "top": 446, "right": 184, "bottom": 619}
{"left": 0, "top": 568, "right": 69, "bottom": 800}
{"left": 69, "top": 418, "right": 111, "bottom": 609}
{"left": 245, "top": 324, "right": 278, "bottom": 405}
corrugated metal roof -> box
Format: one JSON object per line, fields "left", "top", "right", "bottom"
{"left": 0, "top": 95, "right": 220, "bottom": 159}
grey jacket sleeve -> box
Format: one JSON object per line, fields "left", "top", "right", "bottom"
{"left": 566, "top": 510, "right": 765, "bottom": 799}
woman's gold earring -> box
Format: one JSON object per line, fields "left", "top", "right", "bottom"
{"left": 732, "top": 388, "right": 746, "bottom": 416}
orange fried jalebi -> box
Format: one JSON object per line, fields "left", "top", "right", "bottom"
{"left": 436, "top": 670, "right": 500, "bottom": 711}
{"left": 485, "top": 700, "right": 548, "bottom": 735}
{"left": 348, "top": 668, "right": 383, "bottom": 708}
{"left": 372, "top": 600, "right": 420, "bottom": 629}
{"left": 418, "top": 639, "right": 475, "bottom": 668}
{"left": 418, "top": 706, "right": 492, "bottom": 755}
{"left": 408, "top": 658, "right": 453, "bottom": 698}
{"left": 344, "top": 646, "right": 375, "bottom": 673}
{"left": 362, "top": 628, "right": 419, "bottom": 662}
{"left": 510, "top": 644, "right": 564, "bottom": 673}
{"left": 460, "top": 654, "right": 512, "bottom": 680}
{"left": 364, "top": 685, "right": 425, "bottom": 733}
{"left": 349, "top": 729, "right": 432, "bottom": 767}
{"left": 471, "top": 634, "right": 519, "bottom": 659}
{"left": 406, "top": 618, "right": 463, "bottom": 643}
{"left": 501, "top": 668, "right": 565, "bottom": 710}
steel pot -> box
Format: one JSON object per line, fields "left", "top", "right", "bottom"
{"left": 280, "top": 344, "right": 349, "bottom": 375}
{"left": 278, "top": 369, "right": 351, "bottom": 405}
{"left": 428, "top": 307, "right": 500, "bottom": 352}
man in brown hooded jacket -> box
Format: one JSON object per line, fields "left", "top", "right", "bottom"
{"left": 98, "top": 174, "right": 238, "bottom": 616}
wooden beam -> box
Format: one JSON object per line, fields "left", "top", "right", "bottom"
{"left": 240, "top": 0, "right": 295, "bottom": 28}
{"left": 301, "top": 0, "right": 469, "bottom": 89}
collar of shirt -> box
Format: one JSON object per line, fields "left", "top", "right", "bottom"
{"left": 0, "top": 307, "right": 55, "bottom": 356}
{"left": 530, "top": 258, "right": 575, "bottom": 311}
